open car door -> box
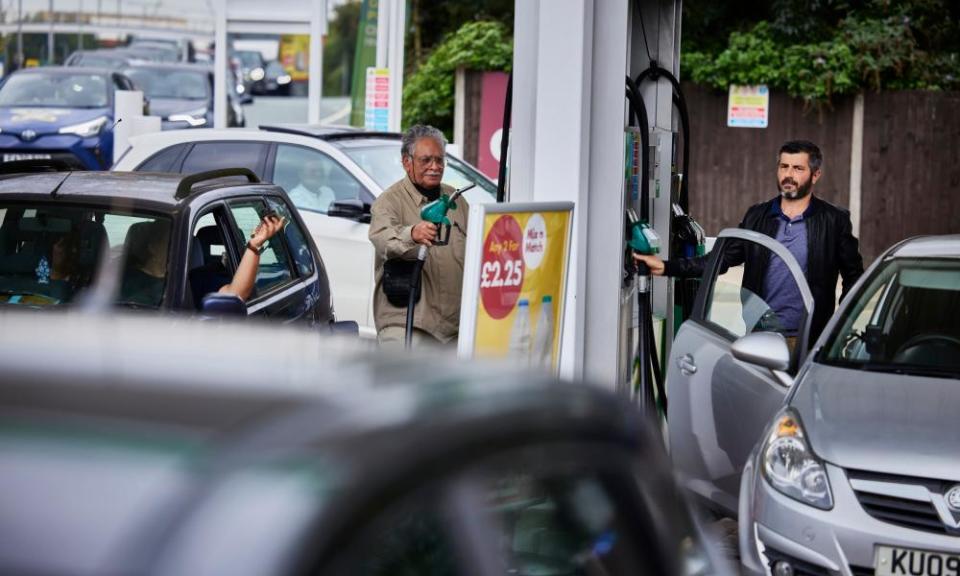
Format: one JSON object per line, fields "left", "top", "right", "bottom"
{"left": 666, "top": 228, "right": 814, "bottom": 515}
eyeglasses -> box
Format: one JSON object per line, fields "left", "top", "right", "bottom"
{"left": 413, "top": 155, "right": 445, "bottom": 167}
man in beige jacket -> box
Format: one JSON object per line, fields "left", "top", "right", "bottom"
{"left": 369, "top": 125, "right": 469, "bottom": 348}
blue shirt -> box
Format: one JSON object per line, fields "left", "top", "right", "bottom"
{"left": 761, "top": 202, "right": 810, "bottom": 334}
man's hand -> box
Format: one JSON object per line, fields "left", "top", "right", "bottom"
{"left": 411, "top": 221, "right": 438, "bottom": 246}
{"left": 250, "top": 214, "right": 286, "bottom": 251}
{"left": 632, "top": 253, "right": 666, "bottom": 276}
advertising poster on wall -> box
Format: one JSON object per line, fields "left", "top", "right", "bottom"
{"left": 458, "top": 202, "right": 574, "bottom": 374}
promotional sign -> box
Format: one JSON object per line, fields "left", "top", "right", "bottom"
{"left": 476, "top": 71, "right": 510, "bottom": 180}
{"left": 727, "top": 85, "right": 769, "bottom": 128}
{"left": 459, "top": 202, "right": 574, "bottom": 374}
{"left": 364, "top": 67, "right": 390, "bottom": 131}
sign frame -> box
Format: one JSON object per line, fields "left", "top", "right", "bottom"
{"left": 458, "top": 201, "right": 575, "bottom": 373}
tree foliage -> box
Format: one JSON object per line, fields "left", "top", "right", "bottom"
{"left": 681, "top": 0, "right": 960, "bottom": 105}
{"left": 402, "top": 21, "right": 512, "bottom": 136}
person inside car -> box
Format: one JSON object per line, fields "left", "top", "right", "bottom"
{"left": 288, "top": 159, "right": 337, "bottom": 213}
{"left": 120, "top": 214, "right": 285, "bottom": 307}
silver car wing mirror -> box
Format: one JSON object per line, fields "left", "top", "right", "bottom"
{"left": 731, "top": 332, "right": 794, "bottom": 387}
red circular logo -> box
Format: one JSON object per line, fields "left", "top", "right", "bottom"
{"left": 480, "top": 215, "right": 524, "bottom": 320}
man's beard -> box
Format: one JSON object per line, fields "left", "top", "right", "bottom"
{"left": 778, "top": 176, "right": 813, "bottom": 200}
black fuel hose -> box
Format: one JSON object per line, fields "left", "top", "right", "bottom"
{"left": 405, "top": 246, "right": 428, "bottom": 349}
{"left": 636, "top": 63, "right": 690, "bottom": 213}
{"left": 496, "top": 73, "right": 513, "bottom": 203}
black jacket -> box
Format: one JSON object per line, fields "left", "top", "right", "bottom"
{"left": 664, "top": 195, "right": 864, "bottom": 344}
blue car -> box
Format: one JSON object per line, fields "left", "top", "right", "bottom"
{"left": 0, "top": 67, "right": 137, "bottom": 170}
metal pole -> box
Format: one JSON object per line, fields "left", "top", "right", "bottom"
{"left": 48, "top": 0, "right": 55, "bottom": 64}
{"left": 212, "top": 0, "right": 227, "bottom": 128}
{"left": 78, "top": 0, "right": 83, "bottom": 51}
{"left": 16, "top": 0, "right": 23, "bottom": 70}
{"left": 307, "top": 0, "right": 327, "bottom": 124}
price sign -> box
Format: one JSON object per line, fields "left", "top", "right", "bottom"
{"left": 480, "top": 215, "right": 524, "bottom": 319}
{"left": 459, "top": 202, "right": 574, "bottom": 374}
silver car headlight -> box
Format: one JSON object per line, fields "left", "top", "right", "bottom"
{"left": 167, "top": 107, "right": 208, "bottom": 127}
{"left": 761, "top": 409, "right": 833, "bottom": 510}
{"left": 58, "top": 116, "right": 108, "bottom": 137}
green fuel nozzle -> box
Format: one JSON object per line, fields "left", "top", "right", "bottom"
{"left": 419, "top": 183, "right": 475, "bottom": 246}
{"left": 626, "top": 209, "right": 660, "bottom": 256}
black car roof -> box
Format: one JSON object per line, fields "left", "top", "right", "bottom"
{"left": 0, "top": 171, "right": 271, "bottom": 208}
{"left": 260, "top": 123, "right": 401, "bottom": 142}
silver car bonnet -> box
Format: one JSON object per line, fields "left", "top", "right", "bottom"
{"left": 791, "top": 362, "right": 960, "bottom": 481}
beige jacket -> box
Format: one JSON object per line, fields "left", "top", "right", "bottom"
{"left": 369, "top": 176, "right": 469, "bottom": 342}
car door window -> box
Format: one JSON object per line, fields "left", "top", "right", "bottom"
{"left": 266, "top": 197, "right": 314, "bottom": 278}
{"left": 272, "top": 145, "right": 365, "bottom": 214}
{"left": 704, "top": 239, "right": 809, "bottom": 347}
{"left": 135, "top": 144, "right": 188, "bottom": 173}
{"left": 181, "top": 142, "right": 268, "bottom": 178}
{"left": 226, "top": 199, "right": 293, "bottom": 296}
{"left": 187, "top": 209, "right": 235, "bottom": 309}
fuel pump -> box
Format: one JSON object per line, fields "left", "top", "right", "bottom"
{"left": 634, "top": 61, "right": 706, "bottom": 325}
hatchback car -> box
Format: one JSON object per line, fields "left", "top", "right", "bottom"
{"left": 663, "top": 230, "right": 960, "bottom": 576}
{"left": 113, "top": 125, "right": 497, "bottom": 336}
{"left": 0, "top": 167, "right": 334, "bottom": 324}
{"left": 0, "top": 66, "right": 137, "bottom": 170}
{"left": 0, "top": 310, "right": 726, "bottom": 576}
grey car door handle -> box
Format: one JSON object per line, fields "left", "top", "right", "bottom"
{"left": 677, "top": 354, "right": 697, "bottom": 375}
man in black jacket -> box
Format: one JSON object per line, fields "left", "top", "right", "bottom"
{"left": 635, "top": 140, "right": 864, "bottom": 347}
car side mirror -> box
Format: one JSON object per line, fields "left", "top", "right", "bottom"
{"left": 200, "top": 292, "right": 247, "bottom": 316}
{"left": 731, "top": 332, "right": 794, "bottom": 387}
{"left": 328, "top": 199, "right": 371, "bottom": 223}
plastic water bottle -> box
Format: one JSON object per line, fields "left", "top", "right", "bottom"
{"left": 508, "top": 299, "right": 532, "bottom": 363}
{"left": 532, "top": 295, "right": 555, "bottom": 369}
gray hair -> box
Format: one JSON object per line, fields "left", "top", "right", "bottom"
{"left": 401, "top": 124, "right": 447, "bottom": 158}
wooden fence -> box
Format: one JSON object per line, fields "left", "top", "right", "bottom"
{"left": 683, "top": 82, "right": 960, "bottom": 263}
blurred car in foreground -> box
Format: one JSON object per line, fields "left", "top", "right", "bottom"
{"left": 0, "top": 168, "right": 334, "bottom": 325}
{"left": 122, "top": 63, "right": 245, "bottom": 129}
{"left": 659, "top": 228, "right": 960, "bottom": 575}
{"left": 0, "top": 311, "right": 726, "bottom": 576}
{"left": 113, "top": 125, "right": 497, "bottom": 336}
{"left": 0, "top": 66, "right": 136, "bottom": 169}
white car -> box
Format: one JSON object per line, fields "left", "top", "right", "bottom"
{"left": 113, "top": 125, "right": 497, "bottom": 336}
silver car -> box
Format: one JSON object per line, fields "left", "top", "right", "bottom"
{"left": 665, "top": 231, "right": 960, "bottom": 576}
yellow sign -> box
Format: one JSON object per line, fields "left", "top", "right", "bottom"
{"left": 459, "top": 202, "right": 574, "bottom": 373}
{"left": 279, "top": 35, "right": 310, "bottom": 82}
{"left": 727, "top": 84, "right": 770, "bottom": 128}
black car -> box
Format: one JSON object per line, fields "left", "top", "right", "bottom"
{"left": 123, "top": 63, "right": 245, "bottom": 129}
{"left": 0, "top": 168, "right": 334, "bottom": 325}
{"left": 0, "top": 312, "right": 726, "bottom": 576}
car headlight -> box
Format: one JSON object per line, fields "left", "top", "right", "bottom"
{"left": 276, "top": 74, "right": 292, "bottom": 85}
{"left": 59, "top": 116, "right": 108, "bottom": 137}
{"left": 761, "top": 409, "right": 833, "bottom": 510}
{"left": 167, "top": 107, "right": 208, "bottom": 127}
{"left": 250, "top": 67, "right": 265, "bottom": 81}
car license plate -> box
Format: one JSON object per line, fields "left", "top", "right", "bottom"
{"left": 3, "top": 153, "right": 52, "bottom": 162}
{"left": 876, "top": 545, "right": 960, "bottom": 576}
